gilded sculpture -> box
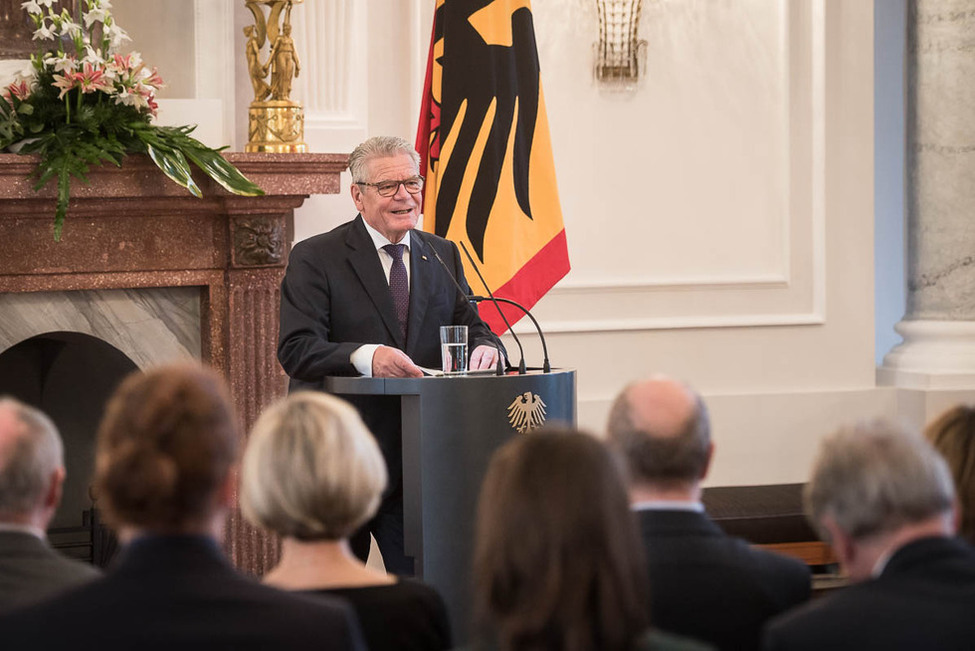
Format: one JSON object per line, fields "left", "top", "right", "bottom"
{"left": 243, "top": 0, "right": 306, "bottom": 153}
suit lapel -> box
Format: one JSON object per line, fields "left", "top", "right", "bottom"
{"left": 406, "top": 233, "right": 435, "bottom": 356}
{"left": 345, "top": 216, "right": 406, "bottom": 349}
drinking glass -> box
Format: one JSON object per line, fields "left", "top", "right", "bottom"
{"left": 440, "top": 325, "right": 468, "bottom": 374}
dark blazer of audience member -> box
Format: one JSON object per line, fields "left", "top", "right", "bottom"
{"left": 471, "top": 428, "right": 712, "bottom": 651}
{"left": 607, "top": 377, "right": 810, "bottom": 651}
{"left": 241, "top": 391, "right": 451, "bottom": 651}
{"left": 764, "top": 420, "right": 975, "bottom": 651}
{"left": 0, "top": 397, "right": 100, "bottom": 612}
{"left": 925, "top": 404, "right": 975, "bottom": 544}
{"left": 0, "top": 364, "right": 364, "bottom": 651}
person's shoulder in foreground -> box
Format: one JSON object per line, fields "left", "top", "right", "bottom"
{"left": 0, "top": 533, "right": 365, "bottom": 650}
{"left": 309, "top": 577, "right": 451, "bottom": 650}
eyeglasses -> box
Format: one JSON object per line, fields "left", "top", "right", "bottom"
{"left": 357, "top": 176, "right": 424, "bottom": 197}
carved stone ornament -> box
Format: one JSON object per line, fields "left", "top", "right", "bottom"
{"left": 233, "top": 216, "right": 284, "bottom": 267}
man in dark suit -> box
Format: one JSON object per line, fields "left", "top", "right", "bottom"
{"left": 278, "top": 135, "right": 501, "bottom": 574}
{"left": 763, "top": 420, "right": 975, "bottom": 651}
{"left": 0, "top": 364, "right": 364, "bottom": 650}
{"left": 607, "top": 377, "right": 810, "bottom": 651}
{"left": 0, "top": 397, "right": 100, "bottom": 613}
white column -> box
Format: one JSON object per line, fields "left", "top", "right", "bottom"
{"left": 879, "top": 0, "right": 975, "bottom": 389}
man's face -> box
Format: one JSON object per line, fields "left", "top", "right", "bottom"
{"left": 351, "top": 153, "right": 421, "bottom": 243}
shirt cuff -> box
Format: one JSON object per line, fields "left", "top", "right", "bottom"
{"left": 350, "top": 344, "right": 380, "bottom": 377}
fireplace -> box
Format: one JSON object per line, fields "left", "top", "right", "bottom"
{"left": 0, "top": 152, "right": 346, "bottom": 574}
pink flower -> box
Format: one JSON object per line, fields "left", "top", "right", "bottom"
{"left": 51, "top": 72, "right": 76, "bottom": 99}
{"left": 139, "top": 66, "right": 163, "bottom": 90}
{"left": 4, "top": 80, "right": 32, "bottom": 100}
{"left": 72, "top": 61, "right": 113, "bottom": 94}
{"left": 113, "top": 53, "right": 135, "bottom": 71}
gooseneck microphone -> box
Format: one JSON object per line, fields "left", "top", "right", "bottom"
{"left": 467, "top": 296, "right": 551, "bottom": 373}
{"left": 429, "top": 246, "right": 510, "bottom": 375}
{"left": 459, "top": 242, "right": 551, "bottom": 374}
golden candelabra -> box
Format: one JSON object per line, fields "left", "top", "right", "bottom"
{"left": 244, "top": 0, "right": 307, "bottom": 153}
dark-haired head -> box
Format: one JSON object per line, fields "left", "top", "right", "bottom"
{"left": 473, "top": 427, "right": 649, "bottom": 651}
{"left": 94, "top": 363, "right": 239, "bottom": 536}
{"left": 925, "top": 404, "right": 975, "bottom": 544}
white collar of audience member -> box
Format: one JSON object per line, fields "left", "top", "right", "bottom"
{"left": 631, "top": 500, "right": 704, "bottom": 513}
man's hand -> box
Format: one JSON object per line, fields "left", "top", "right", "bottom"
{"left": 469, "top": 344, "right": 501, "bottom": 371}
{"left": 372, "top": 345, "right": 423, "bottom": 378}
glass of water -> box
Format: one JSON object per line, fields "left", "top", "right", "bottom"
{"left": 440, "top": 325, "right": 468, "bottom": 374}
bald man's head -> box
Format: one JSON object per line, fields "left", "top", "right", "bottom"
{"left": 607, "top": 376, "right": 711, "bottom": 490}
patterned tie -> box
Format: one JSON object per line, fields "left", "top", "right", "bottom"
{"left": 383, "top": 243, "right": 409, "bottom": 338}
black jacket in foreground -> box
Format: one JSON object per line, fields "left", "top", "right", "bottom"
{"left": 0, "top": 535, "right": 365, "bottom": 651}
{"left": 763, "top": 535, "right": 975, "bottom": 651}
{"left": 637, "top": 508, "right": 811, "bottom": 651}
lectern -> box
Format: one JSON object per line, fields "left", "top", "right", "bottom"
{"left": 324, "top": 369, "right": 576, "bottom": 642}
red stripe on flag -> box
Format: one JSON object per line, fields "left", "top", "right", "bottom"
{"left": 415, "top": 16, "right": 437, "bottom": 176}
{"left": 477, "top": 229, "right": 570, "bottom": 334}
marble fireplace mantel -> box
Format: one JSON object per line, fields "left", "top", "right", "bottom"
{"left": 0, "top": 152, "right": 347, "bottom": 574}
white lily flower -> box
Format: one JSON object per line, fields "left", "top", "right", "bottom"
{"left": 21, "top": 0, "right": 43, "bottom": 15}
{"left": 32, "top": 23, "right": 55, "bottom": 40}
{"left": 84, "top": 8, "right": 109, "bottom": 28}
{"left": 105, "top": 23, "right": 130, "bottom": 50}
{"left": 60, "top": 17, "right": 82, "bottom": 39}
{"left": 43, "top": 53, "right": 77, "bottom": 73}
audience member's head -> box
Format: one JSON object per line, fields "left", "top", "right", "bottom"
{"left": 0, "top": 398, "right": 64, "bottom": 528}
{"left": 925, "top": 404, "right": 975, "bottom": 544}
{"left": 473, "top": 428, "right": 649, "bottom": 651}
{"left": 805, "top": 419, "right": 956, "bottom": 580}
{"left": 607, "top": 376, "right": 712, "bottom": 498}
{"left": 94, "top": 363, "right": 239, "bottom": 537}
{"left": 241, "top": 391, "right": 387, "bottom": 541}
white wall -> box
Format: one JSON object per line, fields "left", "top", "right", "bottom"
{"left": 130, "top": 0, "right": 969, "bottom": 486}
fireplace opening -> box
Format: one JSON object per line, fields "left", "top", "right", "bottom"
{"left": 0, "top": 331, "right": 138, "bottom": 567}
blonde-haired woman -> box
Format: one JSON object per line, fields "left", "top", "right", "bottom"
{"left": 241, "top": 391, "right": 451, "bottom": 651}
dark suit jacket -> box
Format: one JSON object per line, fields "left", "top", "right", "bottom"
{"left": 763, "top": 536, "right": 975, "bottom": 651}
{"left": 637, "top": 509, "right": 810, "bottom": 651}
{"left": 0, "top": 535, "right": 365, "bottom": 650}
{"left": 0, "top": 530, "right": 100, "bottom": 613}
{"left": 278, "top": 216, "right": 500, "bottom": 485}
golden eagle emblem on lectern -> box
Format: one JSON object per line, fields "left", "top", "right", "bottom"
{"left": 507, "top": 392, "right": 547, "bottom": 433}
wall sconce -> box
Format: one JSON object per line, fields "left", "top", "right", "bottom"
{"left": 593, "top": 0, "right": 647, "bottom": 88}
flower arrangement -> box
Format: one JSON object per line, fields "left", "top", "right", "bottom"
{"left": 0, "top": 0, "right": 264, "bottom": 240}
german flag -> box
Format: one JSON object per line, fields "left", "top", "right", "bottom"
{"left": 415, "top": 0, "right": 570, "bottom": 334}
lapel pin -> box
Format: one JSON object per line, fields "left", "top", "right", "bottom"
{"left": 421, "top": 255, "right": 428, "bottom": 261}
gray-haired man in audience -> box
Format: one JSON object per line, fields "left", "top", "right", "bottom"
{"left": 608, "top": 376, "right": 810, "bottom": 651}
{"left": 763, "top": 420, "right": 975, "bottom": 651}
{"left": 0, "top": 397, "right": 99, "bottom": 612}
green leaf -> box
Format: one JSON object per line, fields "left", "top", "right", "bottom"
{"left": 144, "top": 141, "right": 202, "bottom": 198}
{"left": 181, "top": 143, "right": 264, "bottom": 197}
{"left": 54, "top": 167, "right": 70, "bottom": 242}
